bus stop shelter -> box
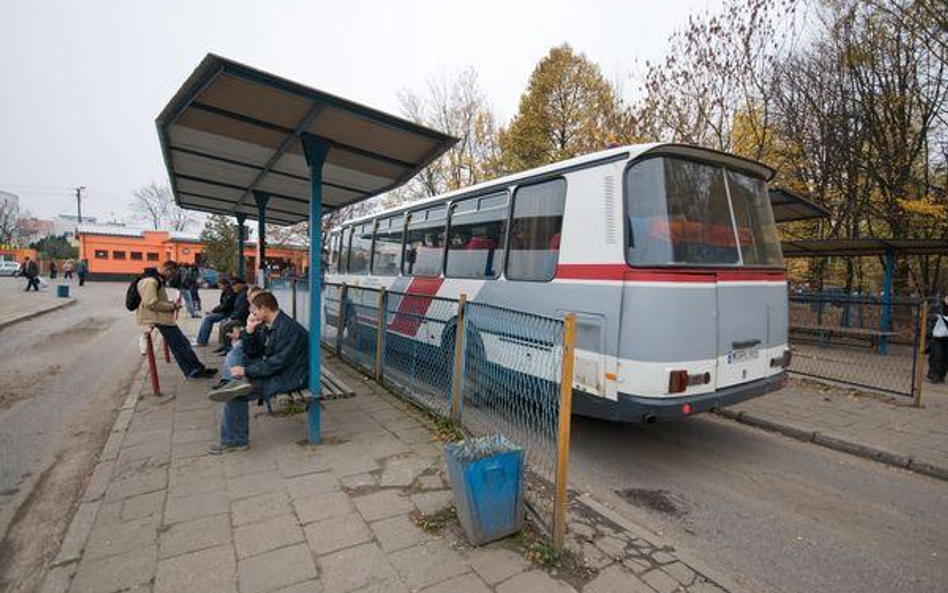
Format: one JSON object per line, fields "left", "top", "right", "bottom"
{"left": 156, "top": 54, "right": 456, "bottom": 443}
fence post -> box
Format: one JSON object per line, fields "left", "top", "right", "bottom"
{"left": 553, "top": 312, "right": 577, "bottom": 550}
{"left": 335, "top": 283, "right": 348, "bottom": 357}
{"left": 291, "top": 278, "right": 297, "bottom": 320}
{"left": 375, "top": 287, "right": 386, "bottom": 383}
{"left": 449, "top": 293, "right": 468, "bottom": 421}
{"left": 145, "top": 330, "right": 161, "bottom": 396}
{"left": 913, "top": 298, "right": 928, "bottom": 408}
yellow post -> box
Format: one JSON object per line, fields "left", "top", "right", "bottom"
{"left": 913, "top": 298, "right": 928, "bottom": 408}
{"left": 335, "top": 283, "right": 347, "bottom": 356}
{"left": 450, "top": 293, "right": 468, "bottom": 420}
{"left": 375, "top": 287, "right": 386, "bottom": 382}
{"left": 553, "top": 313, "right": 576, "bottom": 550}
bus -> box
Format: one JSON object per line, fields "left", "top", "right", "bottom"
{"left": 324, "top": 143, "right": 790, "bottom": 422}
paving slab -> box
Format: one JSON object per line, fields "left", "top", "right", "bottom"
{"left": 303, "top": 512, "right": 372, "bottom": 556}
{"left": 238, "top": 543, "right": 319, "bottom": 593}
{"left": 235, "top": 513, "right": 304, "bottom": 559}
{"left": 154, "top": 543, "right": 236, "bottom": 593}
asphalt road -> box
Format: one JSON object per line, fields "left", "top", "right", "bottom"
{"left": 570, "top": 413, "right": 948, "bottom": 593}
{"left": 0, "top": 278, "right": 145, "bottom": 590}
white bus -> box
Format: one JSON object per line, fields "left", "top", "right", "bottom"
{"left": 324, "top": 143, "right": 790, "bottom": 422}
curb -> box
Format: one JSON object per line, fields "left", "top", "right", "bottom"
{"left": 714, "top": 409, "right": 948, "bottom": 482}
{"left": 0, "top": 298, "right": 76, "bottom": 331}
{"left": 38, "top": 359, "right": 146, "bottom": 593}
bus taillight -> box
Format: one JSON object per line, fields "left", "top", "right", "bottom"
{"left": 668, "top": 370, "right": 711, "bottom": 394}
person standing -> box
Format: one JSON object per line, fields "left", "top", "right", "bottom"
{"left": 927, "top": 296, "right": 948, "bottom": 383}
{"left": 49, "top": 260, "right": 58, "bottom": 279}
{"left": 23, "top": 257, "right": 40, "bottom": 292}
{"left": 136, "top": 261, "right": 215, "bottom": 379}
{"left": 63, "top": 259, "right": 75, "bottom": 280}
{"left": 76, "top": 259, "right": 88, "bottom": 286}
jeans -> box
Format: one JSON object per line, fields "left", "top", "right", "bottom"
{"left": 155, "top": 324, "right": 205, "bottom": 377}
{"left": 218, "top": 319, "right": 241, "bottom": 350}
{"left": 181, "top": 290, "right": 199, "bottom": 318}
{"left": 197, "top": 313, "right": 227, "bottom": 345}
{"left": 221, "top": 396, "right": 250, "bottom": 446}
{"left": 221, "top": 343, "right": 245, "bottom": 380}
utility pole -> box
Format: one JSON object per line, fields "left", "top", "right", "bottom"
{"left": 75, "top": 186, "right": 85, "bottom": 224}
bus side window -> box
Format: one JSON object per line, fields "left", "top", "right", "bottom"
{"left": 403, "top": 207, "right": 446, "bottom": 277}
{"left": 506, "top": 178, "right": 567, "bottom": 282}
{"left": 445, "top": 192, "right": 508, "bottom": 279}
{"left": 348, "top": 223, "right": 372, "bottom": 275}
{"left": 372, "top": 215, "right": 403, "bottom": 276}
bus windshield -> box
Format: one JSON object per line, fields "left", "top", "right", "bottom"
{"left": 625, "top": 156, "right": 783, "bottom": 267}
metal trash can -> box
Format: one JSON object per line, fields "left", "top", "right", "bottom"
{"left": 56, "top": 284, "right": 70, "bottom": 298}
{"left": 444, "top": 435, "right": 524, "bottom": 545}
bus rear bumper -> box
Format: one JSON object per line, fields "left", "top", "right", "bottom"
{"left": 573, "top": 372, "right": 788, "bottom": 423}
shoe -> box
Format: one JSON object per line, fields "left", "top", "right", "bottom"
{"left": 207, "top": 443, "right": 249, "bottom": 455}
{"left": 208, "top": 379, "right": 253, "bottom": 402}
{"left": 209, "top": 378, "right": 229, "bottom": 390}
{"left": 212, "top": 347, "right": 227, "bottom": 355}
{"left": 189, "top": 367, "right": 217, "bottom": 379}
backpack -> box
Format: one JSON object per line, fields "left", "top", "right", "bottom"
{"left": 125, "top": 276, "right": 144, "bottom": 311}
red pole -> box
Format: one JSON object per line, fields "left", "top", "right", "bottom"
{"left": 145, "top": 331, "right": 161, "bottom": 396}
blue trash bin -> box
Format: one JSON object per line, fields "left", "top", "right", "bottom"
{"left": 444, "top": 435, "right": 524, "bottom": 545}
{"left": 57, "top": 284, "right": 69, "bottom": 298}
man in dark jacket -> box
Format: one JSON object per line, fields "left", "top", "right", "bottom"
{"left": 195, "top": 278, "right": 237, "bottom": 346}
{"left": 23, "top": 257, "right": 40, "bottom": 291}
{"left": 207, "top": 290, "right": 308, "bottom": 453}
{"left": 213, "top": 282, "right": 251, "bottom": 354}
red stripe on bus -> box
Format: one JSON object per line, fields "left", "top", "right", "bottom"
{"left": 388, "top": 277, "right": 445, "bottom": 336}
{"left": 555, "top": 264, "right": 785, "bottom": 283}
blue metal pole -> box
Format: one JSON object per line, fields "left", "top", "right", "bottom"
{"left": 880, "top": 248, "right": 895, "bottom": 355}
{"left": 253, "top": 191, "right": 269, "bottom": 288}
{"left": 236, "top": 213, "right": 247, "bottom": 279}
{"left": 302, "top": 133, "right": 329, "bottom": 445}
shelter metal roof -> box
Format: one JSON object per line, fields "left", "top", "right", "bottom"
{"left": 156, "top": 54, "right": 457, "bottom": 226}
{"left": 781, "top": 238, "right": 948, "bottom": 258}
{"left": 769, "top": 188, "right": 831, "bottom": 223}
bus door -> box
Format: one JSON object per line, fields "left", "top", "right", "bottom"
{"left": 715, "top": 274, "right": 769, "bottom": 389}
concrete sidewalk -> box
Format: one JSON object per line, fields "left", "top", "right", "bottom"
{"left": 720, "top": 378, "right": 948, "bottom": 480}
{"left": 40, "top": 336, "right": 739, "bottom": 593}
{"left": 0, "top": 277, "right": 75, "bottom": 329}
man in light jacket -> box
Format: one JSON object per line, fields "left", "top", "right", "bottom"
{"left": 137, "top": 261, "right": 215, "bottom": 379}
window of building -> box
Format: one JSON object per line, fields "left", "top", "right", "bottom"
{"left": 372, "top": 215, "right": 403, "bottom": 276}
{"left": 94, "top": 250, "right": 108, "bottom": 259}
{"left": 506, "top": 179, "right": 567, "bottom": 282}
{"left": 403, "top": 206, "right": 446, "bottom": 277}
{"left": 113, "top": 251, "right": 126, "bottom": 260}
{"left": 346, "top": 223, "right": 372, "bottom": 275}
{"left": 445, "top": 192, "right": 508, "bottom": 279}
{"left": 146, "top": 252, "right": 159, "bottom": 262}
{"left": 130, "top": 252, "right": 143, "bottom": 261}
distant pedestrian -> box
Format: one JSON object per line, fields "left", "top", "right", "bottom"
{"left": 23, "top": 257, "right": 40, "bottom": 292}
{"left": 927, "top": 296, "right": 948, "bottom": 383}
{"left": 63, "top": 259, "right": 75, "bottom": 280}
{"left": 76, "top": 259, "right": 88, "bottom": 286}
{"left": 49, "top": 260, "right": 58, "bottom": 279}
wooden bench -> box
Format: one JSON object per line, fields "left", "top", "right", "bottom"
{"left": 790, "top": 324, "right": 897, "bottom": 349}
{"left": 264, "top": 367, "right": 356, "bottom": 413}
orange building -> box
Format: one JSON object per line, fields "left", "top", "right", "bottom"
{"left": 77, "top": 225, "right": 308, "bottom": 280}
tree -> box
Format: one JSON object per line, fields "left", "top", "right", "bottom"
{"left": 0, "top": 198, "right": 25, "bottom": 246}
{"left": 30, "top": 234, "right": 78, "bottom": 260}
{"left": 394, "top": 68, "right": 503, "bottom": 202}
{"left": 130, "top": 183, "right": 197, "bottom": 231}
{"left": 500, "top": 44, "right": 637, "bottom": 171}
{"left": 199, "top": 215, "right": 238, "bottom": 275}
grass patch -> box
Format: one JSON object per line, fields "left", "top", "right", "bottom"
{"left": 411, "top": 506, "right": 457, "bottom": 534}
{"left": 433, "top": 417, "right": 465, "bottom": 442}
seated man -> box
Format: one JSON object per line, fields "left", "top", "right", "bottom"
{"left": 206, "top": 291, "right": 308, "bottom": 454}
{"left": 195, "top": 278, "right": 237, "bottom": 346}
{"left": 137, "top": 261, "right": 215, "bottom": 379}
{"left": 213, "top": 283, "right": 257, "bottom": 355}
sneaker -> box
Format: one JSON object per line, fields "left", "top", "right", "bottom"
{"left": 208, "top": 379, "right": 253, "bottom": 402}
{"left": 188, "top": 367, "right": 217, "bottom": 379}
{"left": 212, "top": 347, "right": 227, "bottom": 355}
{"left": 209, "top": 378, "right": 229, "bottom": 390}
{"left": 206, "top": 443, "right": 249, "bottom": 455}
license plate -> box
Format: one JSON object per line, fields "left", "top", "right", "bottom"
{"left": 728, "top": 349, "right": 759, "bottom": 364}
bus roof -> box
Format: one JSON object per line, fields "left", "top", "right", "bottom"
{"left": 333, "top": 142, "right": 775, "bottom": 230}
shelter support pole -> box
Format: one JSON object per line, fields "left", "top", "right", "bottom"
{"left": 880, "top": 248, "right": 895, "bottom": 355}
{"left": 236, "top": 213, "right": 247, "bottom": 280}
{"left": 302, "top": 133, "right": 330, "bottom": 445}
{"left": 253, "top": 191, "right": 270, "bottom": 288}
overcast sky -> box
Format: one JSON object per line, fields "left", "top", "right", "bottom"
{"left": 0, "top": 0, "right": 723, "bottom": 223}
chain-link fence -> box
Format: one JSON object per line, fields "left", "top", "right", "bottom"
{"left": 319, "top": 282, "right": 574, "bottom": 543}
{"left": 788, "top": 293, "right": 925, "bottom": 397}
